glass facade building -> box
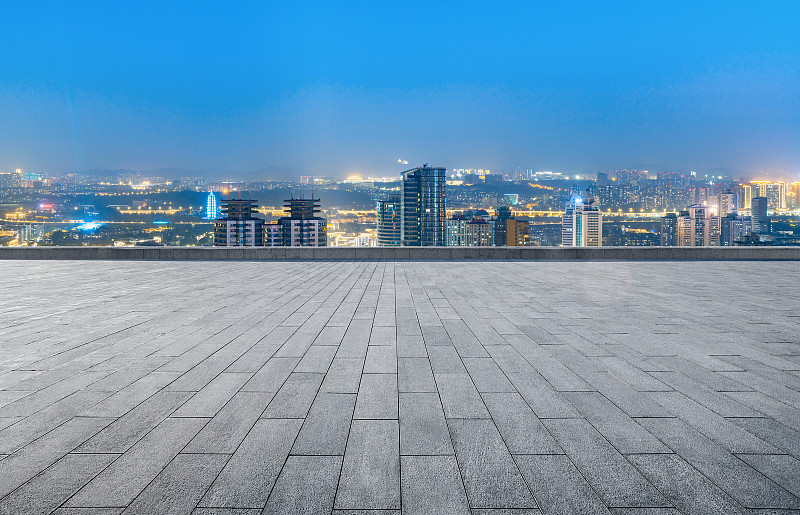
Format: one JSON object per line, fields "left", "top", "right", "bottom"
{"left": 401, "top": 166, "right": 446, "bottom": 246}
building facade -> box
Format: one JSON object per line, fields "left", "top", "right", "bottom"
{"left": 562, "top": 193, "right": 603, "bottom": 246}
{"left": 401, "top": 166, "right": 446, "bottom": 246}
{"left": 660, "top": 213, "right": 678, "bottom": 246}
{"left": 751, "top": 196, "right": 769, "bottom": 234}
{"left": 213, "top": 199, "right": 265, "bottom": 247}
{"left": 274, "top": 198, "right": 327, "bottom": 247}
{"left": 377, "top": 195, "right": 402, "bottom": 246}
{"left": 506, "top": 219, "right": 531, "bottom": 246}
{"left": 677, "top": 204, "right": 720, "bottom": 246}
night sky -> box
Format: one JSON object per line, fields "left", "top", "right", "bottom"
{"left": 2, "top": 1, "right": 799, "bottom": 179}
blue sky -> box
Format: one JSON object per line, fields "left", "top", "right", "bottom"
{"left": 1, "top": 1, "right": 798, "bottom": 178}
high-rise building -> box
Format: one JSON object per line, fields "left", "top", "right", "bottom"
{"left": 740, "top": 184, "right": 753, "bottom": 209}
{"left": 205, "top": 190, "right": 219, "bottom": 220}
{"left": 492, "top": 206, "right": 512, "bottom": 247}
{"left": 276, "top": 197, "right": 327, "bottom": 247}
{"left": 720, "top": 214, "right": 753, "bottom": 246}
{"left": 506, "top": 219, "right": 531, "bottom": 246}
{"left": 717, "top": 189, "right": 737, "bottom": 217}
{"left": 765, "top": 183, "right": 786, "bottom": 209}
{"left": 446, "top": 216, "right": 493, "bottom": 246}
{"left": 751, "top": 196, "right": 769, "bottom": 234}
{"left": 446, "top": 216, "right": 468, "bottom": 247}
{"left": 660, "top": 213, "right": 678, "bottom": 246}
{"left": 562, "top": 192, "right": 602, "bottom": 246}
{"left": 402, "top": 165, "right": 446, "bottom": 246}
{"left": 214, "top": 198, "right": 265, "bottom": 246}
{"left": 677, "top": 204, "right": 720, "bottom": 246}
{"left": 377, "top": 195, "right": 402, "bottom": 246}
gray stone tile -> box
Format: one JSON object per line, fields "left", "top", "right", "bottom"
{"left": 241, "top": 357, "right": 299, "bottom": 392}
{"left": 543, "top": 418, "right": 668, "bottom": 507}
{"left": 262, "top": 455, "right": 341, "bottom": 515}
{"left": 354, "top": 374, "right": 398, "bottom": 419}
{"left": 320, "top": 357, "right": 364, "bottom": 393}
{"left": 462, "top": 358, "right": 516, "bottom": 392}
{"left": 0, "top": 453, "right": 117, "bottom": 515}
{"left": 183, "top": 391, "right": 273, "bottom": 453}
{"left": 66, "top": 417, "right": 206, "bottom": 508}
{"left": 4, "top": 260, "right": 800, "bottom": 513}
{"left": 0, "top": 416, "right": 114, "bottom": 499}
{"left": 294, "top": 345, "right": 337, "bottom": 373}
{"left": 335, "top": 419, "right": 400, "bottom": 510}
{"left": 563, "top": 392, "right": 671, "bottom": 454}
{"left": 261, "top": 373, "right": 323, "bottom": 418}
{"left": 728, "top": 417, "right": 800, "bottom": 459}
{"left": 627, "top": 453, "right": 747, "bottom": 514}
{"left": 738, "top": 454, "right": 800, "bottom": 498}
{"left": 401, "top": 455, "right": 470, "bottom": 514}
{"left": 199, "top": 418, "right": 302, "bottom": 508}
{"left": 364, "top": 346, "right": 397, "bottom": 374}
{"left": 292, "top": 393, "right": 356, "bottom": 455}
{"left": 399, "top": 392, "right": 453, "bottom": 455}
{"left": 397, "top": 357, "right": 436, "bottom": 392}
{"left": 434, "top": 373, "right": 490, "bottom": 419}
{"left": 171, "top": 372, "right": 252, "bottom": 417}
{"left": 482, "top": 392, "right": 563, "bottom": 455}
{"left": 76, "top": 390, "right": 193, "bottom": 453}
{"left": 639, "top": 417, "right": 800, "bottom": 509}
{"left": 648, "top": 390, "right": 778, "bottom": 453}
{"left": 124, "top": 453, "right": 228, "bottom": 514}
{"left": 516, "top": 454, "right": 609, "bottom": 514}
{"left": 448, "top": 419, "right": 536, "bottom": 509}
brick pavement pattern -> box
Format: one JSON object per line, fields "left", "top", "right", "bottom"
{"left": 0, "top": 260, "right": 799, "bottom": 514}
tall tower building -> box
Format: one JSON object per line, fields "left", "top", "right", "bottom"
{"left": 677, "top": 204, "right": 720, "bottom": 246}
{"left": 214, "top": 198, "right": 265, "bottom": 246}
{"left": 493, "top": 206, "right": 512, "bottom": 247}
{"left": 660, "top": 213, "right": 678, "bottom": 246}
{"left": 506, "top": 219, "right": 531, "bottom": 246}
{"left": 740, "top": 184, "right": 753, "bottom": 209}
{"left": 765, "top": 183, "right": 786, "bottom": 209}
{"left": 277, "top": 197, "right": 327, "bottom": 247}
{"left": 718, "top": 189, "right": 737, "bottom": 217}
{"left": 401, "top": 165, "right": 446, "bottom": 246}
{"left": 562, "top": 192, "right": 603, "bottom": 246}
{"left": 205, "top": 190, "right": 219, "bottom": 220}
{"left": 751, "top": 196, "right": 769, "bottom": 234}
{"left": 377, "top": 195, "right": 402, "bottom": 246}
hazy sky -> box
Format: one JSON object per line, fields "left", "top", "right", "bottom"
{"left": 1, "top": 1, "right": 799, "bottom": 179}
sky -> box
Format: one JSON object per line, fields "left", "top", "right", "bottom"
{"left": 1, "top": 1, "right": 799, "bottom": 179}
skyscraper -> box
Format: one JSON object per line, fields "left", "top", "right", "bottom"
{"left": 377, "top": 195, "right": 401, "bottom": 246}
{"left": 677, "top": 204, "right": 720, "bottom": 246}
{"left": 660, "top": 213, "right": 678, "bottom": 246}
{"left": 562, "top": 192, "right": 603, "bottom": 246}
{"left": 214, "top": 198, "right": 265, "bottom": 246}
{"left": 506, "top": 219, "right": 531, "bottom": 246}
{"left": 752, "top": 196, "right": 769, "bottom": 234}
{"left": 739, "top": 184, "right": 753, "bottom": 209}
{"left": 492, "top": 206, "right": 512, "bottom": 247}
{"left": 277, "top": 197, "right": 327, "bottom": 247}
{"left": 401, "top": 165, "right": 446, "bottom": 246}
{"left": 446, "top": 215, "right": 494, "bottom": 246}
{"left": 205, "top": 190, "right": 219, "bottom": 220}
{"left": 717, "top": 189, "right": 737, "bottom": 217}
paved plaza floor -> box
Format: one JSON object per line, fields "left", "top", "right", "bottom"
{"left": 0, "top": 260, "right": 799, "bottom": 514}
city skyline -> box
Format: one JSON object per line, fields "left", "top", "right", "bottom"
{"left": 2, "top": 2, "right": 799, "bottom": 177}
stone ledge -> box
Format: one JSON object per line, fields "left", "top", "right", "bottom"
{"left": 1, "top": 246, "right": 799, "bottom": 260}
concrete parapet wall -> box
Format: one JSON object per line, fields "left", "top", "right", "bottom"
{"left": 1, "top": 246, "right": 800, "bottom": 260}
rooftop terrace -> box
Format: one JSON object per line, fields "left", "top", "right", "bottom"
{"left": 0, "top": 260, "right": 799, "bottom": 514}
